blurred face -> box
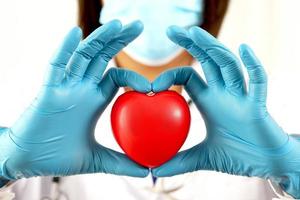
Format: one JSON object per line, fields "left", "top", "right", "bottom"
{"left": 115, "top": 47, "right": 193, "bottom": 93}
{"left": 100, "top": 0, "right": 203, "bottom": 93}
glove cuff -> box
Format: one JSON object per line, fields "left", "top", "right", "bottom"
{"left": 272, "top": 135, "right": 300, "bottom": 199}
{"left": 0, "top": 177, "right": 10, "bottom": 188}
{"left": 0, "top": 128, "right": 16, "bottom": 180}
{"left": 276, "top": 176, "right": 300, "bottom": 199}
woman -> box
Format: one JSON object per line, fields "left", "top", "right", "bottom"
{"left": 74, "top": 0, "right": 292, "bottom": 199}
{"left": 0, "top": 0, "right": 297, "bottom": 199}
{"left": 76, "top": 0, "right": 277, "bottom": 199}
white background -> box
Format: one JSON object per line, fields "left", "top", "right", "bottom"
{"left": 0, "top": 0, "right": 300, "bottom": 134}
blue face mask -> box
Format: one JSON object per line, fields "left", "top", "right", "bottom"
{"left": 100, "top": 0, "right": 204, "bottom": 66}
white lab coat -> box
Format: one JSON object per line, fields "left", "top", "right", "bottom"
{"left": 5, "top": 60, "right": 298, "bottom": 200}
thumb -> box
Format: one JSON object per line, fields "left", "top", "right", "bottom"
{"left": 92, "top": 145, "right": 149, "bottom": 177}
{"left": 99, "top": 68, "right": 151, "bottom": 98}
{"left": 152, "top": 142, "right": 212, "bottom": 177}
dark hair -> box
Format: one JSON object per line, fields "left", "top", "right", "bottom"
{"left": 78, "top": 0, "right": 229, "bottom": 38}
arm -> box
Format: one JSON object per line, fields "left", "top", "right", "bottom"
{"left": 152, "top": 26, "right": 300, "bottom": 198}
{"left": 0, "top": 20, "right": 149, "bottom": 183}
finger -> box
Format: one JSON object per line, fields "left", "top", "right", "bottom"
{"left": 66, "top": 20, "right": 122, "bottom": 80}
{"left": 152, "top": 67, "right": 207, "bottom": 100}
{"left": 239, "top": 44, "right": 267, "bottom": 102}
{"left": 84, "top": 21, "right": 144, "bottom": 83}
{"left": 167, "top": 26, "right": 223, "bottom": 86}
{"left": 94, "top": 146, "right": 149, "bottom": 177}
{"left": 153, "top": 143, "right": 211, "bottom": 177}
{"left": 99, "top": 68, "right": 151, "bottom": 100}
{"left": 189, "top": 26, "right": 246, "bottom": 95}
{"left": 44, "top": 27, "right": 82, "bottom": 85}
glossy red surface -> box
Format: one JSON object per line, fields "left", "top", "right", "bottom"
{"left": 111, "top": 91, "right": 191, "bottom": 168}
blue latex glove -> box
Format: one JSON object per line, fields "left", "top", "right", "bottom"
{"left": 152, "top": 26, "right": 300, "bottom": 198}
{"left": 0, "top": 20, "right": 151, "bottom": 180}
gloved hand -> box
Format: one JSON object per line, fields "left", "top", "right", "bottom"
{"left": 0, "top": 20, "right": 151, "bottom": 180}
{"left": 152, "top": 26, "right": 300, "bottom": 198}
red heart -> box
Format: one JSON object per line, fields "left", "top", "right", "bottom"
{"left": 111, "top": 91, "right": 190, "bottom": 168}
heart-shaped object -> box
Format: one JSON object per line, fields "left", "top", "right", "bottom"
{"left": 111, "top": 91, "right": 190, "bottom": 168}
